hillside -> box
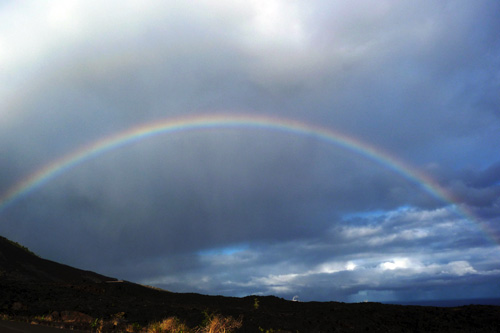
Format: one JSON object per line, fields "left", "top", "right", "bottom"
{"left": 0, "top": 236, "right": 115, "bottom": 283}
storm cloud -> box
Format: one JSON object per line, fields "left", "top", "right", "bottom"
{"left": 1, "top": 0, "right": 499, "bottom": 304}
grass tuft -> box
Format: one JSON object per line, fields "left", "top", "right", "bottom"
{"left": 144, "top": 313, "right": 242, "bottom": 333}
{"left": 147, "top": 317, "right": 190, "bottom": 333}
{"left": 197, "top": 313, "right": 242, "bottom": 333}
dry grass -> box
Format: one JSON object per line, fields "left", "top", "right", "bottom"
{"left": 0, "top": 311, "right": 241, "bottom": 333}
{"left": 0, "top": 313, "right": 11, "bottom": 321}
{"left": 196, "top": 314, "right": 242, "bottom": 333}
{"left": 147, "top": 317, "right": 190, "bottom": 333}
{"left": 145, "top": 314, "right": 242, "bottom": 333}
{"left": 161, "top": 317, "right": 190, "bottom": 332}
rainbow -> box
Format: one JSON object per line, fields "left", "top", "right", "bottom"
{"left": 0, "top": 113, "right": 494, "bottom": 243}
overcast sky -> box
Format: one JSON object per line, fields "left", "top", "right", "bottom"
{"left": 1, "top": 0, "right": 500, "bottom": 304}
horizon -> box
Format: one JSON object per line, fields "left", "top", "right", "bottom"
{"left": 1, "top": 0, "right": 499, "bottom": 304}
{"left": 385, "top": 298, "right": 500, "bottom": 307}
{"left": 3, "top": 232, "right": 500, "bottom": 308}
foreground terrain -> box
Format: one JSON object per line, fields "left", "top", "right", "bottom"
{"left": 1, "top": 236, "right": 500, "bottom": 332}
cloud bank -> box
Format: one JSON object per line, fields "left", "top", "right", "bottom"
{"left": 1, "top": 0, "right": 499, "bottom": 303}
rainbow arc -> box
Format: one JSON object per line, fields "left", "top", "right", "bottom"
{"left": 0, "top": 113, "right": 495, "bottom": 244}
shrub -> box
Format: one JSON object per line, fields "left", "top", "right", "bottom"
{"left": 144, "top": 313, "right": 242, "bottom": 333}
{"left": 125, "top": 322, "right": 142, "bottom": 332}
{"left": 160, "top": 317, "right": 190, "bottom": 332}
{"left": 254, "top": 298, "right": 260, "bottom": 310}
{"left": 197, "top": 313, "right": 242, "bottom": 333}
{"left": 146, "top": 317, "right": 190, "bottom": 333}
{"left": 147, "top": 321, "right": 162, "bottom": 333}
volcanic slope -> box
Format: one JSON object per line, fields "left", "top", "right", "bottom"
{"left": 0, "top": 235, "right": 115, "bottom": 283}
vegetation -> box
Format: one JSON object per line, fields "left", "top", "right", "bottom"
{"left": 253, "top": 298, "right": 260, "bottom": 310}
{"left": 146, "top": 317, "right": 189, "bottom": 333}
{"left": 0, "top": 313, "right": 11, "bottom": 321}
{"left": 0, "top": 311, "right": 241, "bottom": 333}
{"left": 198, "top": 312, "right": 242, "bottom": 333}
{"left": 144, "top": 313, "right": 242, "bottom": 333}
{"left": 0, "top": 235, "right": 39, "bottom": 257}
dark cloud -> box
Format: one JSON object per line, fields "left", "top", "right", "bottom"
{"left": 0, "top": 0, "right": 499, "bottom": 304}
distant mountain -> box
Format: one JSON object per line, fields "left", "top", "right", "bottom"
{"left": 0, "top": 235, "right": 116, "bottom": 283}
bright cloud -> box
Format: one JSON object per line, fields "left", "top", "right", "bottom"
{"left": 380, "top": 258, "right": 411, "bottom": 271}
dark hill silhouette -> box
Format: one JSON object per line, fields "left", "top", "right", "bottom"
{"left": 0, "top": 235, "right": 115, "bottom": 283}
{"left": 1, "top": 235, "right": 500, "bottom": 332}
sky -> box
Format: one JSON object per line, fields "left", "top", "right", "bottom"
{"left": 1, "top": 0, "right": 500, "bottom": 304}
